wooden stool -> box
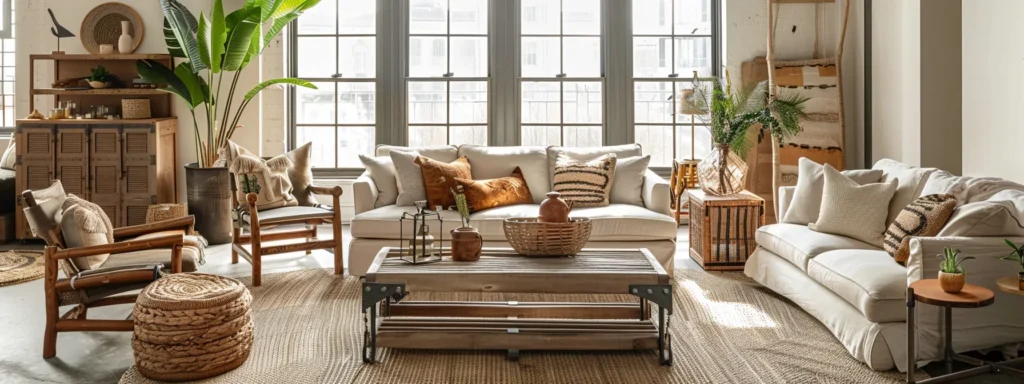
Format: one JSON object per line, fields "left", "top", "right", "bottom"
{"left": 132, "top": 273, "right": 253, "bottom": 382}
{"left": 906, "top": 279, "right": 1024, "bottom": 383}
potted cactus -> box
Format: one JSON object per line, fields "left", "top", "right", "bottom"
{"left": 937, "top": 248, "right": 973, "bottom": 293}
{"left": 1001, "top": 240, "right": 1024, "bottom": 290}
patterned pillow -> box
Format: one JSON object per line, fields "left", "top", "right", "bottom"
{"left": 553, "top": 153, "right": 617, "bottom": 208}
{"left": 415, "top": 156, "right": 472, "bottom": 210}
{"left": 884, "top": 194, "right": 957, "bottom": 265}
{"left": 229, "top": 154, "right": 298, "bottom": 210}
{"left": 60, "top": 195, "right": 114, "bottom": 270}
{"left": 454, "top": 167, "right": 532, "bottom": 212}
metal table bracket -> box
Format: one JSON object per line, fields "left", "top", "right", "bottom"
{"left": 362, "top": 282, "right": 407, "bottom": 363}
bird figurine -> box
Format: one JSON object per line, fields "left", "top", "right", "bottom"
{"left": 48, "top": 8, "right": 75, "bottom": 54}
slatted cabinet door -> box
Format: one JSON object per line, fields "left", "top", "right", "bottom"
{"left": 90, "top": 126, "right": 122, "bottom": 228}
{"left": 121, "top": 125, "right": 156, "bottom": 227}
{"left": 56, "top": 126, "right": 89, "bottom": 199}
{"left": 15, "top": 125, "right": 55, "bottom": 239}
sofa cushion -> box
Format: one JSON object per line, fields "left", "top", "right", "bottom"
{"left": 415, "top": 156, "right": 472, "bottom": 210}
{"left": 756, "top": 223, "right": 881, "bottom": 271}
{"left": 609, "top": 155, "right": 650, "bottom": 207}
{"left": 468, "top": 204, "right": 677, "bottom": 241}
{"left": 938, "top": 189, "right": 1024, "bottom": 237}
{"left": 358, "top": 155, "right": 398, "bottom": 207}
{"left": 809, "top": 164, "right": 898, "bottom": 247}
{"left": 871, "top": 159, "right": 937, "bottom": 225}
{"left": 807, "top": 249, "right": 908, "bottom": 323}
{"left": 553, "top": 153, "right": 617, "bottom": 208}
{"left": 459, "top": 145, "right": 550, "bottom": 203}
{"left": 375, "top": 145, "right": 458, "bottom": 161}
{"left": 350, "top": 205, "right": 463, "bottom": 240}
{"left": 782, "top": 158, "right": 884, "bottom": 225}
{"left": 455, "top": 167, "right": 532, "bottom": 212}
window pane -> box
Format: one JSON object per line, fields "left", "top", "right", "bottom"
{"left": 450, "top": 126, "right": 487, "bottom": 145}
{"left": 408, "top": 82, "right": 447, "bottom": 124}
{"left": 295, "top": 82, "right": 336, "bottom": 124}
{"left": 296, "top": 126, "right": 337, "bottom": 168}
{"left": 563, "top": 126, "right": 602, "bottom": 147}
{"left": 409, "top": 36, "right": 447, "bottom": 77}
{"left": 297, "top": 37, "right": 337, "bottom": 77}
{"left": 521, "top": 0, "right": 559, "bottom": 35}
{"left": 297, "top": 0, "right": 336, "bottom": 34}
{"left": 410, "top": 0, "right": 447, "bottom": 34}
{"left": 562, "top": 0, "right": 600, "bottom": 35}
{"left": 563, "top": 82, "right": 601, "bottom": 124}
{"left": 563, "top": 37, "right": 600, "bottom": 77}
{"left": 450, "top": 0, "right": 488, "bottom": 35}
{"left": 675, "top": 0, "right": 712, "bottom": 35}
{"left": 521, "top": 126, "right": 562, "bottom": 146}
{"left": 450, "top": 37, "right": 487, "bottom": 77}
{"left": 339, "top": 0, "right": 376, "bottom": 34}
{"left": 338, "top": 37, "right": 375, "bottom": 78}
{"left": 521, "top": 37, "right": 560, "bottom": 77}
{"left": 634, "top": 82, "right": 674, "bottom": 123}
{"left": 450, "top": 82, "right": 487, "bottom": 124}
{"left": 633, "top": 0, "right": 671, "bottom": 35}
{"left": 521, "top": 82, "right": 560, "bottom": 124}
{"left": 338, "top": 126, "right": 375, "bottom": 168}
{"left": 338, "top": 83, "right": 375, "bottom": 124}
{"left": 675, "top": 37, "right": 712, "bottom": 75}
{"left": 636, "top": 125, "right": 674, "bottom": 166}
{"left": 409, "top": 126, "right": 448, "bottom": 147}
{"left": 632, "top": 37, "right": 672, "bottom": 77}
{"left": 678, "top": 124, "right": 713, "bottom": 161}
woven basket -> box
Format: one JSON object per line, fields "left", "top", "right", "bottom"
{"left": 502, "top": 217, "right": 592, "bottom": 256}
{"left": 145, "top": 204, "right": 187, "bottom": 224}
{"left": 122, "top": 98, "right": 151, "bottom": 119}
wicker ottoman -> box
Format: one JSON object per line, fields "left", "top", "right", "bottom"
{"left": 132, "top": 273, "right": 253, "bottom": 382}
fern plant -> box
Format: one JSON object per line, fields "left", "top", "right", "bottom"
{"left": 938, "top": 248, "right": 973, "bottom": 274}
{"left": 1002, "top": 239, "right": 1024, "bottom": 273}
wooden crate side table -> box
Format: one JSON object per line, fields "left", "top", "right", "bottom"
{"left": 688, "top": 190, "right": 764, "bottom": 271}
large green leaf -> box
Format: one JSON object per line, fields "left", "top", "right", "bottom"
{"left": 210, "top": 0, "right": 226, "bottom": 73}
{"left": 136, "top": 60, "right": 196, "bottom": 110}
{"left": 271, "top": 0, "right": 320, "bottom": 20}
{"left": 163, "top": 19, "right": 186, "bottom": 58}
{"left": 173, "top": 62, "right": 207, "bottom": 108}
{"left": 159, "top": 0, "right": 207, "bottom": 72}
{"left": 222, "top": 6, "right": 261, "bottom": 71}
{"left": 197, "top": 13, "right": 212, "bottom": 69}
{"left": 263, "top": 11, "right": 299, "bottom": 52}
{"left": 244, "top": 78, "right": 316, "bottom": 100}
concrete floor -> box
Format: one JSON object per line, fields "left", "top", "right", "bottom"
{"left": 0, "top": 226, "right": 1017, "bottom": 383}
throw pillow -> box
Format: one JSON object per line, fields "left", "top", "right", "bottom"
{"left": 284, "top": 142, "right": 316, "bottom": 206}
{"left": 229, "top": 153, "right": 298, "bottom": 210}
{"left": 0, "top": 140, "right": 15, "bottom": 170}
{"left": 358, "top": 154, "right": 399, "bottom": 207}
{"left": 610, "top": 155, "right": 651, "bottom": 207}
{"left": 390, "top": 150, "right": 428, "bottom": 206}
{"left": 884, "top": 194, "right": 957, "bottom": 265}
{"left": 60, "top": 195, "right": 114, "bottom": 270}
{"left": 415, "top": 156, "right": 472, "bottom": 210}
{"left": 783, "top": 158, "right": 885, "bottom": 225}
{"left": 553, "top": 153, "right": 617, "bottom": 208}
{"left": 454, "top": 167, "right": 532, "bottom": 212}
{"left": 810, "top": 165, "right": 898, "bottom": 246}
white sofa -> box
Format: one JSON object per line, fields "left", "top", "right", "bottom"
{"left": 745, "top": 159, "right": 1024, "bottom": 371}
{"left": 349, "top": 144, "right": 676, "bottom": 277}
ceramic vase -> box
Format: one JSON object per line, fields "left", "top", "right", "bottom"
{"left": 118, "top": 21, "right": 134, "bottom": 54}
{"left": 450, "top": 227, "right": 482, "bottom": 261}
{"left": 938, "top": 271, "right": 965, "bottom": 293}
{"left": 697, "top": 145, "right": 748, "bottom": 196}
{"left": 538, "top": 191, "right": 573, "bottom": 223}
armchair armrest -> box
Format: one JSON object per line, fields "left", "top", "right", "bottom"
{"left": 310, "top": 184, "right": 343, "bottom": 197}
{"left": 112, "top": 215, "right": 195, "bottom": 240}
{"left": 906, "top": 236, "right": 1024, "bottom": 283}
{"left": 52, "top": 234, "right": 186, "bottom": 273}
{"left": 353, "top": 171, "right": 378, "bottom": 215}
{"left": 642, "top": 169, "right": 671, "bottom": 216}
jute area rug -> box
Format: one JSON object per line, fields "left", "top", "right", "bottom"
{"left": 0, "top": 250, "right": 45, "bottom": 287}
{"left": 121, "top": 268, "right": 916, "bottom": 384}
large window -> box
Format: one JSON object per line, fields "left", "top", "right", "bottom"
{"left": 407, "top": 0, "right": 488, "bottom": 147}
{"left": 293, "top": 0, "right": 376, "bottom": 168}
{"left": 632, "top": 0, "right": 713, "bottom": 167}
{"left": 1, "top": 1, "right": 13, "bottom": 132}
{"left": 520, "top": 0, "right": 602, "bottom": 147}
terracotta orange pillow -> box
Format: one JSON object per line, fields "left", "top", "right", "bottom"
{"left": 454, "top": 167, "right": 532, "bottom": 212}
{"left": 415, "top": 156, "right": 472, "bottom": 210}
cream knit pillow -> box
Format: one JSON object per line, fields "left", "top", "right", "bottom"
{"left": 810, "top": 165, "right": 898, "bottom": 246}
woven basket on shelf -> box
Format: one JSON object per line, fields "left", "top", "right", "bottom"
{"left": 122, "top": 98, "right": 151, "bottom": 119}
{"left": 502, "top": 217, "right": 592, "bottom": 256}
{"left": 145, "top": 204, "right": 187, "bottom": 224}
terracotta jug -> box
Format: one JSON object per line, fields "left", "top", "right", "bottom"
{"left": 450, "top": 227, "right": 483, "bottom": 261}
{"left": 538, "top": 191, "right": 573, "bottom": 223}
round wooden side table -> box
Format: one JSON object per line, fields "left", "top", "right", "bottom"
{"left": 996, "top": 276, "right": 1024, "bottom": 296}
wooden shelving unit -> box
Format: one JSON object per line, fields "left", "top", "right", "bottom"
{"left": 33, "top": 88, "right": 168, "bottom": 96}
{"left": 28, "top": 53, "right": 174, "bottom": 118}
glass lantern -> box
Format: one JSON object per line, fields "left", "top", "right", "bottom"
{"left": 399, "top": 201, "right": 443, "bottom": 264}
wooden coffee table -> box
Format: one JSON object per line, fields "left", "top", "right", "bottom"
{"left": 361, "top": 247, "right": 673, "bottom": 365}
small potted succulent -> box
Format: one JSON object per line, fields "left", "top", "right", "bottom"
{"left": 1002, "top": 239, "right": 1024, "bottom": 290}
{"left": 937, "top": 248, "right": 973, "bottom": 293}
{"left": 449, "top": 186, "right": 482, "bottom": 262}
{"left": 87, "top": 65, "right": 115, "bottom": 89}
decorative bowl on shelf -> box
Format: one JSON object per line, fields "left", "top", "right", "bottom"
{"left": 88, "top": 81, "right": 112, "bottom": 89}
{"left": 502, "top": 217, "right": 592, "bottom": 256}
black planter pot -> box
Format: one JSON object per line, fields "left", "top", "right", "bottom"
{"left": 185, "top": 162, "right": 233, "bottom": 244}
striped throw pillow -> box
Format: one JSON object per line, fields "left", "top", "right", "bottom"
{"left": 553, "top": 154, "right": 617, "bottom": 208}
{"left": 884, "top": 194, "right": 957, "bottom": 265}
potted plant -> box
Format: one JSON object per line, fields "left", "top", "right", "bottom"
{"left": 138, "top": 0, "right": 318, "bottom": 243}
{"left": 449, "top": 186, "right": 481, "bottom": 262}
{"left": 1002, "top": 240, "right": 1024, "bottom": 290}
{"left": 937, "top": 248, "right": 974, "bottom": 293}
{"left": 683, "top": 71, "right": 808, "bottom": 196}
{"left": 87, "top": 65, "right": 115, "bottom": 89}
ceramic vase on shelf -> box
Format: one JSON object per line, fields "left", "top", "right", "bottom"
{"left": 118, "top": 21, "right": 134, "bottom": 54}
{"left": 938, "top": 271, "right": 965, "bottom": 293}
{"left": 450, "top": 227, "right": 482, "bottom": 262}
{"left": 538, "top": 191, "right": 573, "bottom": 223}
{"left": 697, "top": 145, "right": 748, "bottom": 196}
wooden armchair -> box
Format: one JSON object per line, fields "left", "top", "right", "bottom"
{"left": 22, "top": 182, "right": 199, "bottom": 359}
{"left": 231, "top": 182, "right": 344, "bottom": 287}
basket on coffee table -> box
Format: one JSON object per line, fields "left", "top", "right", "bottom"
{"left": 502, "top": 217, "right": 592, "bottom": 256}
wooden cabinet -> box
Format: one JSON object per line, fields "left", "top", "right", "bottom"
{"left": 14, "top": 118, "right": 179, "bottom": 240}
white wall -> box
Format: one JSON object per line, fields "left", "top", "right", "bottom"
{"left": 962, "top": 0, "right": 1024, "bottom": 181}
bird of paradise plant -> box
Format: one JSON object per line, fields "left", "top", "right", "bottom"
{"left": 137, "top": 0, "right": 320, "bottom": 167}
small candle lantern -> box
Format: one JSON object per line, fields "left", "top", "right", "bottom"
{"left": 399, "top": 201, "right": 443, "bottom": 264}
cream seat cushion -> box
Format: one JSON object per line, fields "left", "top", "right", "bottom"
{"left": 807, "top": 249, "right": 908, "bottom": 323}
{"left": 101, "top": 247, "right": 200, "bottom": 273}
{"left": 755, "top": 223, "right": 881, "bottom": 271}
{"left": 468, "top": 204, "right": 677, "bottom": 241}
{"left": 350, "top": 205, "right": 463, "bottom": 240}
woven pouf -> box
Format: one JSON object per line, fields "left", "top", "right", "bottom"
{"left": 132, "top": 273, "right": 253, "bottom": 382}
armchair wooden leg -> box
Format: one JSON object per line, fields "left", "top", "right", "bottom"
{"left": 171, "top": 244, "right": 183, "bottom": 274}
{"left": 43, "top": 246, "right": 58, "bottom": 359}
{"left": 306, "top": 224, "right": 317, "bottom": 255}
{"left": 247, "top": 193, "right": 262, "bottom": 287}
{"left": 231, "top": 227, "right": 240, "bottom": 264}
{"left": 332, "top": 192, "right": 343, "bottom": 275}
